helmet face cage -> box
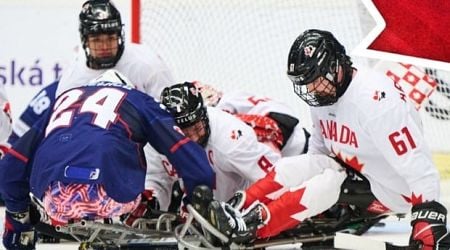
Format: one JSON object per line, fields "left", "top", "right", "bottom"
{"left": 292, "top": 77, "right": 338, "bottom": 107}
{"left": 79, "top": 0, "right": 125, "bottom": 69}
{"left": 287, "top": 29, "right": 352, "bottom": 107}
{"left": 161, "top": 82, "right": 211, "bottom": 146}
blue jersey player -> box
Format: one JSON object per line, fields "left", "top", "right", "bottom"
{"left": 8, "top": 81, "right": 58, "bottom": 145}
{"left": 0, "top": 70, "right": 215, "bottom": 250}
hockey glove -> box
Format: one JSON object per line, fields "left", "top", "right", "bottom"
{"left": 122, "top": 190, "right": 160, "bottom": 228}
{"left": 410, "top": 201, "right": 450, "bottom": 250}
{"left": 3, "top": 210, "right": 37, "bottom": 250}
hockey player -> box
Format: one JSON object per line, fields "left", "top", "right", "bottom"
{"left": 195, "top": 82, "right": 309, "bottom": 156}
{"left": 207, "top": 29, "right": 450, "bottom": 249}
{"left": 9, "top": 1, "right": 173, "bottom": 143}
{"left": 142, "top": 82, "right": 281, "bottom": 212}
{"left": 4, "top": 0, "right": 175, "bottom": 229}
{"left": 56, "top": 0, "right": 174, "bottom": 99}
{"left": 0, "top": 70, "right": 215, "bottom": 250}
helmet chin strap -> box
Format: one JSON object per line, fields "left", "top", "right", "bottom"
{"left": 89, "top": 56, "right": 118, "bottom": 69}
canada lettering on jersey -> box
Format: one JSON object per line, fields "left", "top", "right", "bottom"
{"left": 319, "top": 120, "right": 358, "bottom": 148}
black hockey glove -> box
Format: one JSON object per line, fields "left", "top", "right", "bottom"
{"left": 122, "top": 190, "right": 160, "bottom": 228}
{"left": 3, "top": 210, "right": 37, "bottom": 250}
{"left": 410, "top": 201, "right": 450, "bottom": 250}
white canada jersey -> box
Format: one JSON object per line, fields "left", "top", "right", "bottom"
{"left": 308, "top": 68, "right": 440, "bottom": 212}
{"left": 146, "top": 107, "right": 281, "bottom": 209}
{"left": 217, "top": 91, "right": 308, "bottom": 156}
{"left": 57, "top": 43, "right": 174, "bottom": 99}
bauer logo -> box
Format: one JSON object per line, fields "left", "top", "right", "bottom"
{"left": 411, "top": 210, "right": 446, "bottom": 223}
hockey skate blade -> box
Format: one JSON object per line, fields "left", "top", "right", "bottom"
{"left": 334, "top": 233, "right": 415, "bottom": 250}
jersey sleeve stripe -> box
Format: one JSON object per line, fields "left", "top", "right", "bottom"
{"left": 7, "top": 148, "right": 29, "bottom": 163}
{"left": 170, "top": 137, "right": 190, "bottom": 153}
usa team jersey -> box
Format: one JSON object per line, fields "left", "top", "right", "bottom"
{"left": 0, "top": 83, "right": 214, "bottom": 213}
{"left": 146, "top": 107, "right": 281, "bottom": 209}
{"left": 8, "top": 81, "right": 58, "bottom": 144}
{"left": 57, "top": 43, "right": 174, "bottom": 99}
{"left": 308, "top": 68, "right": 440, "bottom": 212}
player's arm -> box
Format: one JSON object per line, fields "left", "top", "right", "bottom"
{"left": 219, "top": 117, "right": 281, "bottom": 182}
{"left": 366, "top": 101, "right": 439, "bottom": 202}
{"left": 307, "top": 111, "right": 330, "bottom": 155}
{"left": 0, "top": 107, "right": 52, "bottom": 250}
{"left": 8, "top": 81, "right": 58, "bottom": 145}
{"left": 364, "top": 99, "right": 448, "bottom": 249}
{"left": 147, "top": 117, "right": 214, "bottom": 202}
{"left": 141, "top": 101, "right": 214, "bottom": 202}
{"left": 0, "top": 108, "right": 50, "bottom": 212}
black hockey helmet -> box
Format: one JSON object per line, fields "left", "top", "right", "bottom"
{"left": 287, "top": 29, "right": 353, "bottom": 106}
{"left": 161, "top": 82, "right": 210, "bottom": 146}
{"left": 79, "top": 0, "right": 124, "bottom": 69}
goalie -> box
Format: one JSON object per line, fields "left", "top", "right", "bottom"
{"left": 205, "top": 29, "right": 449, "bottom": 249}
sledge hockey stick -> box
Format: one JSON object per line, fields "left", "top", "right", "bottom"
{"left": 334, "top": 232, "right": 419, "bottom": 250}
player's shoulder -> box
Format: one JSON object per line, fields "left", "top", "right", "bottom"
{"left": 207, "top": 107, "right": 256, "bottom": 146}
{"left": 42, "top": 80, "right": 59, "bottom": 94}
{"left": 124, "top": 88, "right": 169, "bottom": 118}
{"left": 346, "top": 68, "right": 405, "bottom": 113}
{"left": 121, "top": 43, "right": 164, "bottom": 65}
{"left": 208, "top": 107, "right": 247, "bottom": 127}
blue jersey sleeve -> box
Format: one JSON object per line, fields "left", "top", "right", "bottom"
{"left": 136, "top": 96, "right": 214, "bottom": 202}
{"left": 8, "top": 81, "right": 58, "bottom": 144}
{"left": 0, "top": 108, "right": 51, "bottom": 212}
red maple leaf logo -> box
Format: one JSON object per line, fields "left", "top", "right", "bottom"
{"left": 288, "top": 187, "right": 308, "bottom": 221}
{"left": 332, "top": 148, "right": 365, "bottom": 172}
{"left": 402, "top": 192, "right": 424, "bottom": 206}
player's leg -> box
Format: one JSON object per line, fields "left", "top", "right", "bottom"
{"left": 257, "top": 167, "right": 346, "bottom": 238}
{"left": 211, "top": 166, "right": 346, "bottom": 243}
{"left": 229, "top": 154, "right": 341, "bottom": 209}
